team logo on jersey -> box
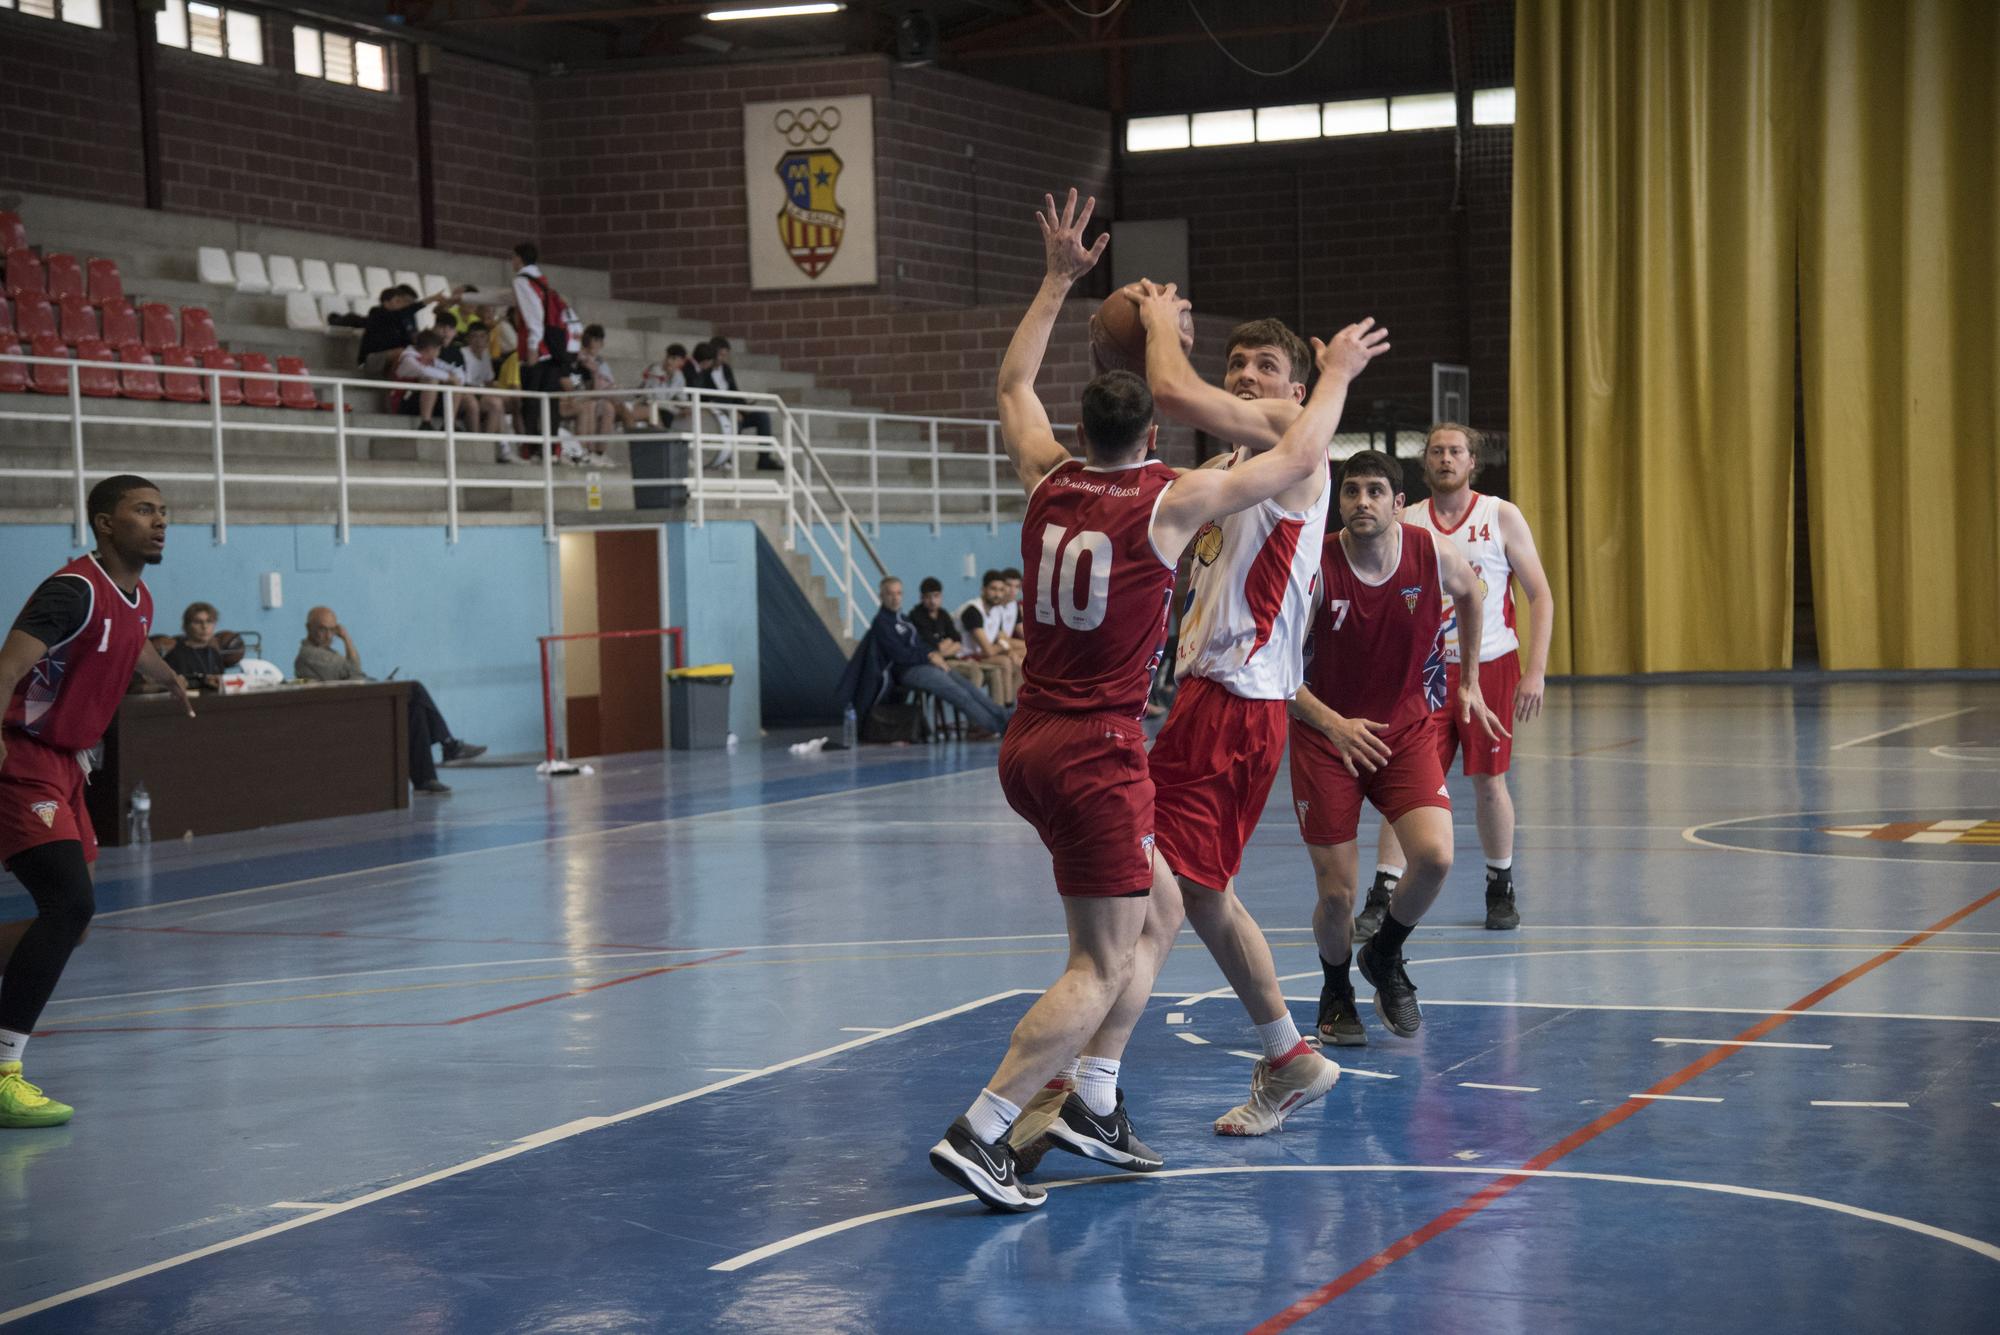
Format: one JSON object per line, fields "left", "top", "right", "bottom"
{"left": 1469, "top": 560, "right": 1489, "bottom": 600}
{"left": 1295, "top": 799, "right": 1311, "bottom": 817}
{"left": 1192, "top": 522, "right": 1224, "bottom": 566}
{"left": 1400, "top": 585, "right": 1422, "bottom": 613}
{"left": 1140, "top": 833, "right": 1156, "bottom": 853}
{"left": 775, "top": 114, "right": 846, "bottom": 278}
{"left": 30, "top": 801, "right": 58, "bottom": 828}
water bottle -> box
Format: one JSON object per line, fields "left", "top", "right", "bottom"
{"left": 128, "top": 782, "right": 152, "bottom": 845}
{"left": 841, "top": 705, "right": 858, "bottom": 750}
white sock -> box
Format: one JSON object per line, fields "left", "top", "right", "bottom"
{"left": 1375, "top": 863, "right": 1405, "bottom": 880}
{"left": 965, "top": 1087, "right": 1020, "bottom": 1144}
{"left": 1487, "top": 857, "right": 1513, "bottom": 872}
{"left": 1253, "top": 1013, "right": 1304, "bottom": 1061}
{"left": 1055, "top": 1057, "right": 1080, "bottom": 1085}
{"left": 1075, "top": 1056, "right": 1120, "bottom": 1116}
{"left": 0, "top": 1029, "right": 27, "bottom": 1065}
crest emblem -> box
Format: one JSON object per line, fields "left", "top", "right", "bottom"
{"left": 30, "top": 801, "right": 58, "bottom": 828}
{"left": 1192, "top": 522, "right": 1224, "bottom": 567}
{"left": 775, "top": 116, "right": 846, "bottom": 279}
{"left": 1401, "top": 584, "right": 1422, "bottom": 613}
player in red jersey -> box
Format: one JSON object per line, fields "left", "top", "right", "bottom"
{"left": 1289, "top": 451, "right": 1506, "bottom": 1045}
{"left": 0, "top": 475, "right": 194, "bottom": 1127}
{"left": 929, "top": 190, "right": 1371, "bottom": 1211}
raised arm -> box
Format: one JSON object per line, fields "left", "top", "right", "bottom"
{"left": 1437, "top": 535, "right": 1509, "bottom": 744}
{"left": 998, "top": 189, "right": 1106, "bottom": 492}
{"left": 1497, "top": 500, "right": 1553, "bottom": 721}
{"left": 1152, "top": 319, "right": 1390, "bottom": 554}
{"left": 1134, "top": 282, "right": 1296, "bottom": 450}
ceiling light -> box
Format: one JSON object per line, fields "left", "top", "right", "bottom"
{"left": 705, "top": 3, "right": 846, "bottom": 20}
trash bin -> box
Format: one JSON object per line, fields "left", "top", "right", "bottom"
{"left": 668, "top": 663, "right": 733, "bottom": 750}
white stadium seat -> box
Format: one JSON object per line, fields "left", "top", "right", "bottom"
{"left": 286, "top": 292, "right": 323, "bottom": 331}
{"left": 196, "top": 247, "right": 234, "bottom": 286}
{"left": 363, "top": 265, "right": 395, "bottom": 297}
{"left": 414, "top": 304, "right": 436, "bottom": 331}
{"left": 393, "top": 269, "right": 423, "bottom": 296}
{"left": 300, "top": 258, "right": 336, "bottom": 297}
{"left": 333, "top": 263, "right": 367, "bottom": 299}
{"left": 422, "top": 274, "right": 450, "bottom": 299}
{"left": 232, "top": 250, "right": 271, "bottom": 294}
{"left": 267, "top": 256, "right": 304, "bottom": 294}
{"left": 320, "top": 294, "right": 354, "bottom": 323}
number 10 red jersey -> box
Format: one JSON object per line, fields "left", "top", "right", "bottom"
{"left": 1017, "top": 458, "right": 1178, "bottom": 719}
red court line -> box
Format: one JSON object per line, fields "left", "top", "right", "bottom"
{"left": 1247, "top": 884, "right": 2000, "bottom": 1335}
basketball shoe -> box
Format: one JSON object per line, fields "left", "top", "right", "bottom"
{"left": 1214, "top": 1050, "right": 1340, "bottom": 1136}
{"left": 0, "top": 1064, "right": 73, "bottom": 1129}
{"left": 1352, "top": 872, "right": 1398, "bottom": 945}
{"left": 1314, "top": 985, "right": 1368, "bottom": 1047}
{"left": 930, "top": 1117, "right": 1047, "bottom": 1212}
{"left": 1485, "top": 869, "right": 1520, "bottom": 930}
{"left": 1006, "top": 1076, "right": 1072, "bottom": 1175}
{"left": 1042, "top": 1090, "right": 1163, "bottom": 1170}
{"left": 1357, "top": 938, "right": 1423, "bottom": 1037}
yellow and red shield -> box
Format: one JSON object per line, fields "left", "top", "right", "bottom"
{"left": 777, "top": 150, "right": 845, "bottom": 279}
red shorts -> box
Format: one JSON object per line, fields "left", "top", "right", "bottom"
{"left": 1149, "top": 676, "right": 1289, "bottom": 890}
{"left": 0, "top": 731, "right": 97, "bottom": 865}
{"left": 999, "top": 706, "right": 1157, "bottom": 898}
{"left": 1289, "top": 716, "right": 1450, "bottom": 846}
{"left": 1433, "top": 654, "right": 1519, "bottom": 776}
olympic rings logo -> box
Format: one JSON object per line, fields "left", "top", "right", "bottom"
{"left": 774, "top": 106, "right": 842, "bottom": 147}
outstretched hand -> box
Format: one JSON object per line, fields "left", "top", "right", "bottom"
{"left": 1313, "top": 317, "right": 1391, "bottom": 383}
{"left": 1038, "top": 188, "right": 1108, "bottom": 285}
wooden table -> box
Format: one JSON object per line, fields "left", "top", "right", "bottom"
{"left": 87, "top": 681, "right": 411, "bottom": 846}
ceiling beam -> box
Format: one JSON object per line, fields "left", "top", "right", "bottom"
{"left": 950, "top": 0, "right": 1489, "bottom": 62}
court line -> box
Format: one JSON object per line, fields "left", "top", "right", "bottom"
{"left": 1811, "top": 1101, "right": 1910, "bottom": 1109}
{"left": 0, "top": 988, "right": 1038, "bottom": 1327}
{"left": 1630, "top": 1093, "right": 1723, "bottom": 1104}
{"left": 1654, "top": 1037, "right": 1831, "bottom": 1050}
{"left": 1684, "top": 809, "right": 2000, "bottom": 865}
{"left": 1245, "top": 882, "right": 2000, "bottom": 1332}
{"left": 707, "top": 1164, "right": 2000, "bottom": 1274}
{"left": 1459, "top": 1082, "right": 1538, "bottom": 1093}
{"left": 1829, "top": 707, "right": 1977, "bottom": 750}
{"left": 1275, "top": 998, "right": 2000, "bottom": 1025}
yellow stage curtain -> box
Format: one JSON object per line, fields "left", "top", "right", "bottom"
{"left": 1512, "top": 0, "right": 1802, "bottom": 672}
{"left": 1798, "top": 0, "right": 2000, "bottom": 669}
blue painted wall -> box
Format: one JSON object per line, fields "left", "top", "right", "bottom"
{"left": 798, "top": 521, "right": 1025, "bottom": 623}
{"left": 0, "top": 523, "right": 556, "bottom": 757}
{"left": 665, "top": 521, "right": 762, "bottom": 739}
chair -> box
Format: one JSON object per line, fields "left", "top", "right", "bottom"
{"left": 276, "top": 355, "right": 319, "bottom": 410}
{"left": 43, "top": 254, "right": 85, "bottom": 304}
{"left": 118, "top": 343, "right": 163, "bottom": 401}
{"left": 414, "top": 304, "right": 436, "bottom": 331}
{"left": 319, "top": 293, "right": 355, "bottom": 324}
{"left": 200, "top": 349, "right": 243, "bottom": 405}
{"left": 58, "top": 296, "right": 99, "bottom": 345}
{"left": 422, "top": 273, "right": 450, "bottom": 299}
{"left": 237, "top": 351, "right": 281, "bottom": 408}
{"left": 196, "top": 247, "right": 234, "bottom": 286}
{"left": 266, "top": 256, "right": 304, "bottom": 294}
{"left": 393, "top": 269, "right": 423, "bottom": 295}
{"left": 30, "top": 336, "right": 71, "bottom": 395}
{"left": 300, "top": 258, "right": 336, "bottom": 297}
{"left": 159, "top": 346, "right": 204, "bottom": 403}
{"left": 0, "top": 337, "right": 26, "bottom": 393}
{"left": 139, "top": 302, "right": 178, "bottom": 352}
{"left": 232, "top": 251, "right": 271, "bottom": 294}
{"left": 333, "top": 262, "right": 367, "bottom": 298}
{"left": 5, "top": 248, "right": 45, "bottom": 299}
{"left": 363, "top": 265, "right": 395, "bottom": 296}
{"left": 179, "top": 307, "right": 219, "bottom": 354}
{"left": 286, "top": 292, "right": 324, "bottom": 331}
{"left": 0, "top": 212, "right": 25, "bottom": 253}
{"left": 99, "top": 298, "right": 140, "bottom": 347}
{"left": 13, "top": 293, "right": 58, "bottom": 343}
{"left": 87, "top": 257, "right": 125, "bottom": 308}
{"left": 75, "top": 339, "right": 120, "bottom": 398}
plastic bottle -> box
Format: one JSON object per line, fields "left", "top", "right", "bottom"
{"left": 128, "top": 782, "right": 152, "bottom": 845}
{"left": 842, "top": 705, "right": 858, "bottom": 750}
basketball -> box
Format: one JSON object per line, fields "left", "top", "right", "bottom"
{"left": 1091, "top": 292, "right": 1148, "bottom": 373}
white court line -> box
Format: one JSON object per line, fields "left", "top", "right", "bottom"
{"left": 710, "top": 1163, "right": 2000, "bottom": 1273}
{"left": 0, "top": 988, "right": 1036, "bottom": 1327}
{"left": 1654, "top": 1037, "right": 1832, "bottom": 1050}
{"left": 839, "top": 1027, "right": 888, "bottom": 1033}
{"left": 1830, "top": 707, "right": 1978, "bottom": 750}
{"left": 705, "top": 1067, "right": 761, "bottom": 1074}
{"left": 1460, "top": 1082, "right": 1539, "bottom": 1093}
{"left": 1811, "top": 1101, "right": 1911, "bottom": 1109}
{"left": 1683, "top": 808, "right": 2000, "bottom": 865}
{"left": 1175, "top": 1032, "right": 1210, "bottom": 1045}
{"left": 1166, "top": 1012, "right": 1187, "bottom": 1025}
{"left": 1631, "top": 1093, "right": 1723, "bottom": 1103}
{"left": 267, "top": 1203, "right": 327, "bottom": 1212}
{"left": 1264, "top": 994, "right": 2000, "bottom": 1024}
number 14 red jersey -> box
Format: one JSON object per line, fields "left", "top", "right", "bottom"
{"left": 1018, "top": 458, "right": 1178, "bottom": 719}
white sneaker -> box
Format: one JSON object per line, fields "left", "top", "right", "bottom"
{"left": 557, "top": 426, "right": 587, "bottom": 464}
{"left": 1214, "top": 1050, "right": 1340, "bottom": 1136}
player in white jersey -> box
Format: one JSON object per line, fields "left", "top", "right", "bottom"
{"left": 1359, "top": 422, "right": 1552, "bottom": 939}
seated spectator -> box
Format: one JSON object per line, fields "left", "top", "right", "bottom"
{"left": 162, "top": 600, "right": 229, "bottom": 690}
{"left": 957, "top": 570, "right": 1022, "bottom": 705}
{"left": 575, "top": 324, "right": 649, "bottom": 434}
{"left": 293, "top": 606, "right": 485, "bottom": 794}
{"left": 708, "top": 336, "right": 781, "bottom": 472}
{"left": 331, "top": 283, "right": 466, "bottom": 376}
{"left": 392, "top": 331, "right": 476, "bottom": 432}
{"left": 910, "top": 577, "right": 1007, "bottom": 706}
{"left": 999, "top": 565, "right": 1029, "bottom": 659}
{"left": 442, "top": 321, "right": 513, "bottom": 458}
{"left": 640, "top": 342, "right": 689, "bottom": 412}
{"left": 866, "top": 577, "right": 1008, "bottom": 738}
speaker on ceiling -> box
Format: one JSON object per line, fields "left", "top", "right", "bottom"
{"left": 895, "top": 10, "right": 939, "bottom": 66}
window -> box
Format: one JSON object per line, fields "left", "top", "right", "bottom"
{"left": 1125, "top": 115, "right": 1190, "bottom": 154}
{"left": 1389, "top": 92, "right": 1456, "bottom": 131}
{"left": 1321, "top": 98, "right": 1389, "bottom": 138}
{"left": 3, "top": 0, "right": 105, "bottom": 29}
{"left": 1473, "top": 87, "right": 1516, "bottom": 127}
{"left": 155, "top": 0, "right": 263, "bottom": 64}
{"left": 295, "top": 24, "right": 391, "bottom": 91}
{"left": 1126, "top": 87, "right": 1508, "bottom": 156}
{"left": 1255, "top": 104, "right": 1321, "bottom": 144}
{"left": 1190, "top": 109, "right": 1254, "bottom": 148}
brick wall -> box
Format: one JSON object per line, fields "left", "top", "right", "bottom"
{"left": 428, "top": 51, "right": 538, "bottom": 256}
{"left": 0, "top": 7, "right": 147, "bottom": 206}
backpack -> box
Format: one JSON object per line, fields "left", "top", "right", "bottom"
{"left": 523, "top": 274, "right": 582, "bottom": 365}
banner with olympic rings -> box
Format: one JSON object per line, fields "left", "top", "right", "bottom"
{"left": 744, "top": 95, "right": 878, "bottom": 290}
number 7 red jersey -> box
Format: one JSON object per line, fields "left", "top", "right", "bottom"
{"left": 1017, "top": 458, "right": 1178, "bottom": 719}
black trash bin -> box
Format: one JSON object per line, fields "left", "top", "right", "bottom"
{"left": 668, "top": 664, "right": 733, "bottom": 750}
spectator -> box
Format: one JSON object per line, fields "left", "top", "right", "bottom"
{"left": 999, "top": 565, "right": 1029, "bottom": 654}
{"left": 640, "top": 342, "right": 689, "bottom": 408}
{"left": 331, "top": 283, "right": 466, "bottom": 376}
{"left": 684, "top": 342, "right": 736, "bottom": 467}
{"left": 910, "top": 577, "right": 1009, "bottom": 706}
{"left": 163, "top": 601, "right": 228, "bottom": 690}
{"left": 392, "top": 331, "right": 475, "bottom": 432}
{"left": 510, "top": 242, "right": 579, "bottom": 440}
{"left": 867, "top": 578, "right": 1008, "bottom": 737}
{"left": 575, "top": 324, "right": 649, "bottom": 434}
{"left": 442, "top": 322, "right": 513, "bottom": 458}
{"left": 293, "top": 606, "right": 486, "bottom": 794}
{"left": 708, "top": 336, "right": 781, "bottom": 472}
{"left": 634, "top": 343, "right": 691, "bottom": 507}
{"left": 957, "top": 569, "right": 1021, "bottom": 705}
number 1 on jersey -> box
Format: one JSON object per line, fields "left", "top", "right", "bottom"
{"left": 1036, "top": 523, "right": 1113, "bottom": 632}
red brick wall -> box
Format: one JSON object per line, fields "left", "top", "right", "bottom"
{"left": 0, "top": 7, "right": 147, "bottom": 206}
{"left": 428, "top": 51, "right": 538, "bottom": 256}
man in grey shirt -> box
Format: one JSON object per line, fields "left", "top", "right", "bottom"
{"left": 295, "top": 606, "right": 485, "bottom": 794}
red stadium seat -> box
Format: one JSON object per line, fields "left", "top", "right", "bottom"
{"left": 0, "top": 338, "right": 26, "bottom": 393}
{"left": 276, "top": 355, "right": 320, "bottom": 410}
{"left": 0, "top": 212, "right": 25, "bottom": 253}
{"left": 86, "top": 257, "right": 124, "bottom": 308}
{"left": 179, "top": 307, "right": 219, "bottom": 354}
{"left": 43, "top": 254, "right": 84, "bottom": 304}
{"left": 58, "top": 295, "right": 99, "bottom": 345}
{"left": 118, "top": 343, "right": 163, "bottom": 401}
{"left": 139, "top": 302, "right": 178, "bottom": 352}
{"left": 13, "top": 293, "right": 58, "bottom": 343}
{"left": 6, "top": 248, "right": 45, "bottom": 300}
{"left": 200, "top": 349, "right": 243, "bottom": 405}
{"left": 30, "top": 335, "right": 72, "bottom": 395}
{"left": 75, "top": 339, "right": 119, "bottom": 398}
{"left": 238, "top": 351, "right": 281, "bottom": 408}
{"left": 159, "top": 346, "right": 204, "bottom": 403}
{"left": 99, "top": 298, "right": 139, "bottom": 347}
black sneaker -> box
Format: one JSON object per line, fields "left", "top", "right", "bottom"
{"left": 1043, "top": 1090, "right": 1163, "bottom": 1171}
{"left": 929, "top": 1117, "right": 1048, "bottom": 1212}
{"left": 442, "top": 740, "right": 487, "bottom": 764}
{"left": 1485, "top": 873, "right": 1520, "bottom": 930}
{"left": 1356, "top": 939, "right": 1422, "bottom": 1037}
{"left": 1314, "top": 984, "right": 1368, "bottom": 1047}
{"left": 1352, "top": 876, "right": 1397, "bottom": 945}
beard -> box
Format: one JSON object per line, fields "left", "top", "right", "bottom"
{"left": 143, "top": 552, "right": 163, "bottom": 565}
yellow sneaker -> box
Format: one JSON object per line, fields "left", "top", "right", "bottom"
{"left": 0, "top": 1062, "right": 74, "bottom": 1129}
{"left": 1005, "top": 1076, "right": 1072, "bottom": 1174}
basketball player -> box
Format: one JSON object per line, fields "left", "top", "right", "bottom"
{"left": 929, "top": 190, "right": 1380, "bottom": 1210}
{"left": 1290, "top": 451, "right": 1506, "bottom": 1044}
{"left": 0, "top": 476, "right": 194, "bottom": 1127}
{"left": 1362, "top": 424, "right": 1552, "bottom": 936}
